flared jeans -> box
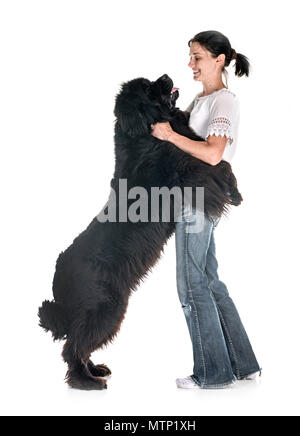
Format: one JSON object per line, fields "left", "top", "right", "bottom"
{"left": 175, "top": 205, "right": 261, "bottom": 388}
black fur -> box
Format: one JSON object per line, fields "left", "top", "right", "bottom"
{"left": 38, "top": 74, "right": 242, "bottom": 390}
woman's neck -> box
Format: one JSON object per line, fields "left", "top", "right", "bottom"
{"left": 200, "top": 81, "right": 227, "bottom": 97}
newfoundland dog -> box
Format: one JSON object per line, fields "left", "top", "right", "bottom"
{"left": 38, "top": 74, "right": 242, "bottom": 390}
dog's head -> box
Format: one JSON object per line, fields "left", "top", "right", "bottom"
{"left": 114, "top": 74, "right": 179, "bottom": 138}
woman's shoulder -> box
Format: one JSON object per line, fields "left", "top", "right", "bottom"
{"left": 213, "top": 88, "right": 238, "bottom": 100}
{"left": 210, "top": 88, "right": 240, "bottom": 110}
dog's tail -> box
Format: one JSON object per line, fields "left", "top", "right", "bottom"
{"left": 38, "top": 300, "right": 69, "bottom": 341}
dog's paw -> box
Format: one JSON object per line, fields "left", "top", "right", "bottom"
{"left": 88, "top": 361, "right": 112, "bottom": 378}
{"left": 66, "top": 374, "right": 108, "bottom": 391}
{"left": 70, "top": 378, "right": 108, "bottom": 391}
{"left": 94, "top": 364, "right": 112, "bottom": 378}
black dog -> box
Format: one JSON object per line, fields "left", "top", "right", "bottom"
{"left": 38, "top": 74, "right": 242, "bottom": 390}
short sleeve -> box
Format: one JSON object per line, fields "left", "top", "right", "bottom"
{"left": 205, "top": 91, "right": 239, "bottom": 146}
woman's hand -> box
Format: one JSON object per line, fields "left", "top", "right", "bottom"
{"left": 151, "top": 122, "right": 174, "bottom": 141}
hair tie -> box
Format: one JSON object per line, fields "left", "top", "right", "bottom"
{"left": 231, "top": 49, "right": 237, "bottom": 60}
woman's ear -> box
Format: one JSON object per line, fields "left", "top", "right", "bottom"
{"left": 216, "top": 53, "right": 226, "bottom": 67}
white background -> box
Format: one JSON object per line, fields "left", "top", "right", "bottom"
{"left": 1, "top": 0, "right": 299, "bottom": 417}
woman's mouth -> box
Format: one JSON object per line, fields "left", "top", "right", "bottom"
{"left": 193, "top": 70, "right": 200, "bottom": 76}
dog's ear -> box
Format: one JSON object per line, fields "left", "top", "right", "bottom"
{"left": 114, "top": 96, "right": 149, "bottom": 138}
{"left": 117, "top": 106, "right": 149, "bottom": 138}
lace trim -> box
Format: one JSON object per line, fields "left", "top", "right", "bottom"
{"left": 206, "top": 117, "right": 233, "bottom": 146}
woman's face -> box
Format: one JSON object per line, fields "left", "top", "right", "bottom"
{"left": 188, "top": 42, "right": 221, "bottom": 82}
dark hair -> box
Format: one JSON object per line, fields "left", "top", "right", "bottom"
{"left": 188, "top": 30, "right": 250, "bottom": 78}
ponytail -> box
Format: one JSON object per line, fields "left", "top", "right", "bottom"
{"left": 231, "top": 49, "right": 250, "bottom": 77}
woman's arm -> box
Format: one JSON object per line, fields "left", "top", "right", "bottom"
{"left": 151, "top": 122, "right": 227, "bottom": 166}
{"left": 169, "top": 131, "right": 226, "bottom": 166}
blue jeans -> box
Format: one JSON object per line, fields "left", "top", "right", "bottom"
{"left": 175, "top": 204, "right": 261, "bottom": 388}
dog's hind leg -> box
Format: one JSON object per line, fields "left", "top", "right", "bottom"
{"left": 61, "top": 308, "right": 121, "bottom": 389}
{"left": 61, "top": 298, "right": 128, "bottom": 390}
{"left": 62, "top": 333, "right": 108, "bottom": 391}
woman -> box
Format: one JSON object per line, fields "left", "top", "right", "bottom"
{"left": 151, "top": 30, "right": 261, "bottom": 389}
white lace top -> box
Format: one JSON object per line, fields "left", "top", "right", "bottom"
{"left": 185, "top": 88, "right": 240, "bottom": 163}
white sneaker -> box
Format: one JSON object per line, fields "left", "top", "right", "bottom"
{"left": 240, "top": 371, "right": 261, "bottom": 380}
{"left": 176, "top": 376, "right": 234, "bottom": 389}
{"left": 176, "top": 376, "right": 202, "bottom": 389}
